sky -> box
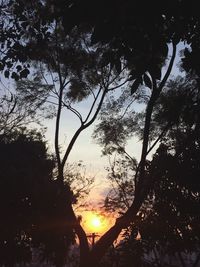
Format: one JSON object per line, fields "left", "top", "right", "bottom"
{"left": 0, "top": 42, "right": 185, "bottom": 217}
{"left": 43, "top": 88, "right": 145, "bottom": 206}
{"left": 43, "top": 42, "right": 183, "bottom": 206}
{"left": 0, "top": 41, "right": 187, "bottom": 238}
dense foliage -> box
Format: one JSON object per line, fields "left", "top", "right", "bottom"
{"left": 0, "top": 130, "right": 75, "bottom": 267}
{"left": 1, "top": 1, "right": 200, "bottom": 266}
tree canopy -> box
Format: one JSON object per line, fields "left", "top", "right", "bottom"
{"left": 1, "top": 2, "right": 200, "bottom": 267}
{"left": 99, "top": 75, "right": 200, "bottom": 266}
{"left": 0, "top": 129, "right": 75, "bottom": 267}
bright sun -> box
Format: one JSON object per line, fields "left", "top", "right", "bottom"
{"left": 90, "top": 216, "right": 101, "bottom": 228}
{"left": 81, "top": 211, "right": 110, "bottom": 234}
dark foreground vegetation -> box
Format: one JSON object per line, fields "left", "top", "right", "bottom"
{"left": 0, "top": 1, "right": 200, "bottom": 266}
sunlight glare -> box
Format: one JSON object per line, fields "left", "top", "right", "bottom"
{"left": 81, "top": 211, "right": 112, "bottom": 234}
{"left": 91, "top": 216, "right": 101, "bottom": 228}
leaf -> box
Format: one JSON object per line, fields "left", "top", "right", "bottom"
{"left": 16, "top": 65, "right": 22, "bottom": 72}
{"left": 11, "top": 72, "right": 19, "bottom": 81}
{"left": 0, "top": 62, "right": 4, "bottom": 71}
{"left": 131, "top": 78, "right": 140, "bottom": 95}
{"left": 20, "top": 68, "right": 30, "bottom": 78}
{"left": 4, "top": 70, "right": 9, "bottom": 78}
{"left": 144, "top": 73, "right": 152, "bottom": 89}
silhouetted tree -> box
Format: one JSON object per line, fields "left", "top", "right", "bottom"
{"left": 0, "top": 129, "right": 75, "bottom": 267}
{"left": 98, "top": 75, "right": 200, "bottom": 267}
{"left": 0, "top": 84, "right": 49, "bottom": 139}
{"left": 1, "top": 2, "right": 200, "bottom": 266}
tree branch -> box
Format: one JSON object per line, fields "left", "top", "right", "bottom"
{"left": 87, "top": 42, "right": 178, "bottom": 265}
{"left": 83, "top": 86, "right": 102, "bottom": 124}
{"left": 108, "top": 78, "right": 129, "bottom": 92}
{"left": 61, "top": 87, "right": 108, "bottom": 170}
{"left": 62, "top": 102, "right": 83, "bottom": 123}
{"left": 54, "top": 82, "right": 63, "bottom": 181}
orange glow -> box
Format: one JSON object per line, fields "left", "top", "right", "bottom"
{"left": 80, "top": 211, "right": 113, "bottom": 235}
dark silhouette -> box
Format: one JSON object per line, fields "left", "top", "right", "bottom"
{"left": 1, "top": 1, "right": 200, "bottom": 266}
{"left": 98, "top": 75, "right": 200, "bottom": 266}
{"left": 0, "top": 129, "right": 74, "bottom": 267}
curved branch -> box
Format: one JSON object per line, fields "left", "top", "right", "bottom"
{"left": 108, "top": 78, "right": 129, "bottom": 92}
{"left": 55, "top": 83, "right": 63, "bottom": 181}
{"left": 84, "top": 88, "right": 108, "bottom": 128}
{"left": 147, "top": 122, "right": 171, "bottom": 155}
{"left": 88, "top": 43, "right": 178, "bottom": 264}
{"left": 135, "top": 42, "right": 177, "bottom": 196}
{"left": 158, "top": 42, "right": 177, "bottom": 93}
{"left": 83, "top": 86, "right": 102, "bottom": 124}
{"left": 62, "top": 102, "right": 83, "bottom": 123}
{"left": 61, "top": 88, "right": 108, "bottom": 171}
{"left": 119, "top": 96, "right": 136, "bottom": 120}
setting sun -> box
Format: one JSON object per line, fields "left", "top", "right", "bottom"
{"left": 80, "top": 211, "right": 113, "bottom": 235}
{"left": 91, "top": 216, "right": 101, "bottom": 228}
{"left": 86, "top": 213, "right": 104, "bottom": 232}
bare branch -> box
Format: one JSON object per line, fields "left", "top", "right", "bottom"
{"left": 83, "top": 86, "right": 102, "bottom": 124}
{"left": 62, "top": 101, "right": 83, "bottom": 123}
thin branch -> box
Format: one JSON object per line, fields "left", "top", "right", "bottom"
{"left": 54, "top": 81, "right": 63, "bottom": 181}
{"left": 88, "top": 86, "right": 96, "bottom": 99}
{"left": 61, "top": 88, "right": 108, "bottom": 171}
{"left": 158, "top": 42, "right": 177, "bottom": 93}
{"left": 48, "top": 63, "right": 57, "bottom": 89}
{"left": 112, "top": 171, "right": 131, "bottom": 209}
{"left": 119, "top": 96, "right": 136, "bottom": 120}
{"left": 48, "top": 93, "right": 59, "bottom": 100}
{"left": 88, "top": 43, "right": 178, "bottom": 264}
{"left": 107, "top": 63, "right": 127, "bottom": 87}
{"left": 62, "top": 102, "right": 83, "bottom": 123}
{"left": 83, "top": 86, "right": 102, "bottom": 124}
{"left": 46, "top": 100, "right": 59, "bottom": 106}
{"left": 147, "top": 122, "right": 171, "bottom": 155}
{"left": 8, "top": 97, "right": 17, "bottom": 115}
{"left": 108, "top": 78, "right": 129, "bottom": 92}
{"left": 84, "top": 88, "right": 108, "bottom": 128}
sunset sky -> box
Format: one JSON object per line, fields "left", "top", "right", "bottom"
{"left": 0, "top": 43, "right": 182, "bottom": 232}
{"left": 42, "top": 43, "right": 182, "bottom": 208}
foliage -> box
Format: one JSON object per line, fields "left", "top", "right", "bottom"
{"left": 2, "top": 1, "right": 200, "bottom": 85}
{"left": 93, "top": 87, "right": 145, "bottom": 155}
{"left": 144, "top": 76, "right": 200, "bottom": 250}
{"left": 2, "top": 1, "right": 200, "bottom": 266}
{"left": 0, "top": 85, "right": 46, "bottom": 137}
{"left": 61, "top": 1, "right": 200, "bottom": 78}
{"left": 0, "top": 129, "right": 75, "bottom": 267}
{"left": 64, "top": 161, "right": 95, "bottom": 206}
{"left": 101, "top": 75, "right": 200, "bottom": 266}
{"left": 103, "top": 156, "right": 137, "bottom": 213}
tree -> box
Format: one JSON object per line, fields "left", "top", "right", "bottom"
{"left": 97, "top": 75, "right": 200, "bottom": 267}
{"left": 2, "top": 10, "right": 130, "bottom": 266}
{"left": 1, "top": 2, "right": 200, "bottom": 266}
{"left": 0, "top": 84, "right": 48, "bottom": 139}
{"left": 0, "top": 129, "right": 75, "bottom": 267}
